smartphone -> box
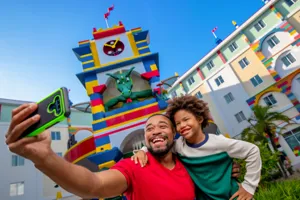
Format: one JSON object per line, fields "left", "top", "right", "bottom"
{"left": 19, "top": 87, "right": 71, "bottom": 139}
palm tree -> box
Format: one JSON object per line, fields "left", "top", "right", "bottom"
{"left": 241, "top": 105, "right": 294, "bottom": 178}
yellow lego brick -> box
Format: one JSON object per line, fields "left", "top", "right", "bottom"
{"left": 96, "top": 143, "right": 112, "bottom": 153}
{"left": 98, "top": 160, "right": 116, "bottom": 170}
{"left": 85, "top": 80, "right": 98, "bottom": 95}
{"left": 150, "top": 64, "right": 158, "bottom": 71}
{"left": 290, "top": 29, "right": 296, "bottom": 36}
{"left": 91, "top": 105, "right": 105, "bottom": 114}
{"left": 224, "top": 133, "right": 231, "bottom": 138}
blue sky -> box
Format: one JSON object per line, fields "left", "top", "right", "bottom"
{"left": 0, "top": 0, "right": 264, "bottom": 104}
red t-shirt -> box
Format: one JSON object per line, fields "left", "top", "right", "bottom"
{"left": 111, "top": 152, "right": 195, "bottom": 200}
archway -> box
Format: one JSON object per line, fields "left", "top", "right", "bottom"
{"left": 119, "top": 129, "right": 145, "bottom": 154}
{"left": 291, "top": 73, "right": 300, "bottom": 101}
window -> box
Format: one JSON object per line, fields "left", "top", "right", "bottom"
{"left": 263, "top": 94, "right": 277, "bottom": 106}
{"left": 281, "top": 53, "right": 296, "bottom": 67}
{"left": 56, "top": 152, "right": 63, "bottom": 157}
{"left": 215, "top": 76, "right": 224, "bottom": 86}
{"left": 171, "top": 91, "right": 177, "bottom": 98}
{"left": 229, "top": 42, "right": 238, "bottom": 52}
{"left": 254, "top": 20, "right": 266, "bottom": 32}
{"left": 238, "top": 57, "right": 250, "bottom": 69}
{"left": 195, "top": 91, "right": 202, "bottom": 99}
{"left": 297, "top": 77, "right": 300, "bottom": 83}
{"left": 224, "top": 92, "right": 234, "bottom": 104}
{"left": 187, "top": 77, "right": 195, "bottom": 86}
{"left": 10, "top": 182, "right": 24, "bottom": 196}
{"left": 283, "top": 126, "right": 300, "bottom": 151}
{"left": 267, "top": 35, "right": 280, "bottom": 48}
{"left": 207, "top": 61, "right": 214, "bottom": 70}
{"left": 51, "top": 131, "right": 61, "bottom": 140}
{"left": 235, "top": 111, "right": 246, "bottom": 123}
{"left": 12, "top": 155, "right": 25, "bottom": 167}
{"left": 250, "top": 75, "right": 263, "bottom": 87}
{"left": 285, "top": 0, "right": 298, "bottom": 6}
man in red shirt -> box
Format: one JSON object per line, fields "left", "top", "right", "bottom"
{"left": 5, "top": 103, "right": 238, "bottom": 199}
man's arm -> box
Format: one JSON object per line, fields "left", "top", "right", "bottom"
{"left": 222, "top": 136, "right": 262, "bottom": 195}
{"left": 35, "top": 150, "right": 128, "bottom": 199}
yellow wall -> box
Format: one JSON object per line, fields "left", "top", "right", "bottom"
{"left": 191, "top": 83, "right": 228, "bottom": 135}
{"left": 288, "top": 10, "right": 300, "bottom": 33}
{"left": 230, "top": 49, "right": 275, "bottom": 97}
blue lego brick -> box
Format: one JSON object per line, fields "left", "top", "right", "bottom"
{"left": 90, "top": 93, "right": 103, "bottom": 100}
{"left": 85, "top": 74, "right": 98, "bottom": 82}
{"left": 133, "top": 30, "right": 149, "bottom": 41}
{"left": 81, "top": 55, "right": 94, "bottom": 62}
{"left": 246, "top": 96, "right": 256, "bottom": 104}
{"left": 287, "top": 93, "right": 295, "bottom": 99}
{"left": 157, "top": 100, "right": 168, "bottom": 110}
{"left": 136, "top": 41, "right": 148, "bottom": 48}
{"left": 142, "top": 60, "right": 156, "bottom": 72}
{"left": 93, "top": 112, "right": 105, "bottom": 121}
{"left": 104, "top": 98, "right": 157, "bottom": 118}
{"left": 92, "top": 121, "right": 107, "bottom": 132}
{"left": 95, "top": 136, "right": 110, "bottom": 147}
{"left": 138, "top": 48, "right": 150, "bottom": 54}
{"left": 296, "top": 115, "right": 300, "bottom": 120}
{"left": 73, "top": 45, "right": 92, "bottom": 57}
{"left": 87, "top": 147, "right": 123, "bottom": 165}
{"left": 149, "top": 76, "right": 160, "bottom": 83}
{"left": 83, "top": 61, "right": 95, "bottom": 69}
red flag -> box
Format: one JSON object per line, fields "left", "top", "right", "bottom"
{"left": 104, "top": 12, "right": 109, "bottom": 19}
{"left": 108, "top": 5, "right": 114, "bottom": 11}
{"left": 211, "top": 27, "right": 218, "bottom": 33}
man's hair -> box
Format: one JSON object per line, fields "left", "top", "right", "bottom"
{"left": 166, "top": 95, "right": 210, "bottom": 129}
{"left": 145, "top": 113, "right": 175, "bottom": 131}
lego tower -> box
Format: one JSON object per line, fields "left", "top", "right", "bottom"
{"left": 65, "top": 21, "right": 168, "bottom": 175}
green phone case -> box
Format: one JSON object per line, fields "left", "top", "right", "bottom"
{"left": 19, "top": 87, "right": 71, "bottom": 139}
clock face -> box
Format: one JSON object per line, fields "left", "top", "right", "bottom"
{"left": 103, "top": 39, "right": 125, "bottom": 56}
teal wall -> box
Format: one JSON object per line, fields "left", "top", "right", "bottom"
{"left": 0, "top": 103, "right": 92, "bottom": 126}
{"left": 0, "top": 105, "right": 15, "bottom": 122}
{"left": 200, "top": 54, "right": 223, "bottom": 78}
{"left": 275, "top": 0, "right": 300, "bottom": 18}
{"left": 183, "top": 70, "right": 202, "bottom": 92}
{"left": 243, "top": 9, "right": 281, "bottom": 43}
{"left": 221, "top": 34, "right": 249, "bottom": 61}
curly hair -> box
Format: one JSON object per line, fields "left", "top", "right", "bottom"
{"left": 166, "top": 95, "right": 210, "bottom": 129}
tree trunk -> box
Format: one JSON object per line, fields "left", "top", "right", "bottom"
{"left": 266, "top": 131, "right": 288, "bottom": 178}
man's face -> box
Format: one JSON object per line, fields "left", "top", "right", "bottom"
{"left": 144, "top": 115, "right": 175, "bottom": 157}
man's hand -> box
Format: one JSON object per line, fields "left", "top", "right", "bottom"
{"left": 131, "top": 150, "right": 148, "bottom": 167}
{"left": 5, "top": 103, "right": 52, "bottom": 165}
{"left": 230, "top": 184, "right": 253, "bottom": 200}
{"left": 232, "top": 162, "right": 241, "bottom": 178}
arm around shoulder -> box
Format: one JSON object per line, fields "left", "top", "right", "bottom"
{"left": 223, "top": 136, "right": 262, "bottom": 195}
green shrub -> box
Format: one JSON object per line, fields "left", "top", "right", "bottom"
{"left": 235, "top": 143, "right": 281, "bottom": 186}
{"left": 254, "top": 179, "right": 300, "bottom": 200}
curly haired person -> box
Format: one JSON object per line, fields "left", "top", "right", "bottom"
{"left": 133, "top": 95, "right": 262, "bottom": 200}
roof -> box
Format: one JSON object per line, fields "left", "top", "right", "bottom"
{"left": 170, "top": 0, "right": 279, "bottom": 90}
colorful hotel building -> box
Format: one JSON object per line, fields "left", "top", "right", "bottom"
{"left": 167, "top": 0, "right": 300, "bottom": 169}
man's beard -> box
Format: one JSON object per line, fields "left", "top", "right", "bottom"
{"left": 147, "top": 140, "right": 174, "bottom": 157}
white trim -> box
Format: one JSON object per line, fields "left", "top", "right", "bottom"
{"left": 169, "top": 0, "right": 280, "bottom": 89}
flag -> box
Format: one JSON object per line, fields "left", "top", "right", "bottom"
{"left": 211, "top": 27, "right": 218, "bottom": 33}
{"left": 108, "top": 5, "right": 114, "bottom": 11}
{"left": 104, "top": 5, "right": 114, "bottom": 19}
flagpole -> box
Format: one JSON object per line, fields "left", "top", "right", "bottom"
{"left": 212, "top": 32, "right": 217, "bottom": 38}
{"left": 105, "top": 18, "right": 109, "bottom": 28}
